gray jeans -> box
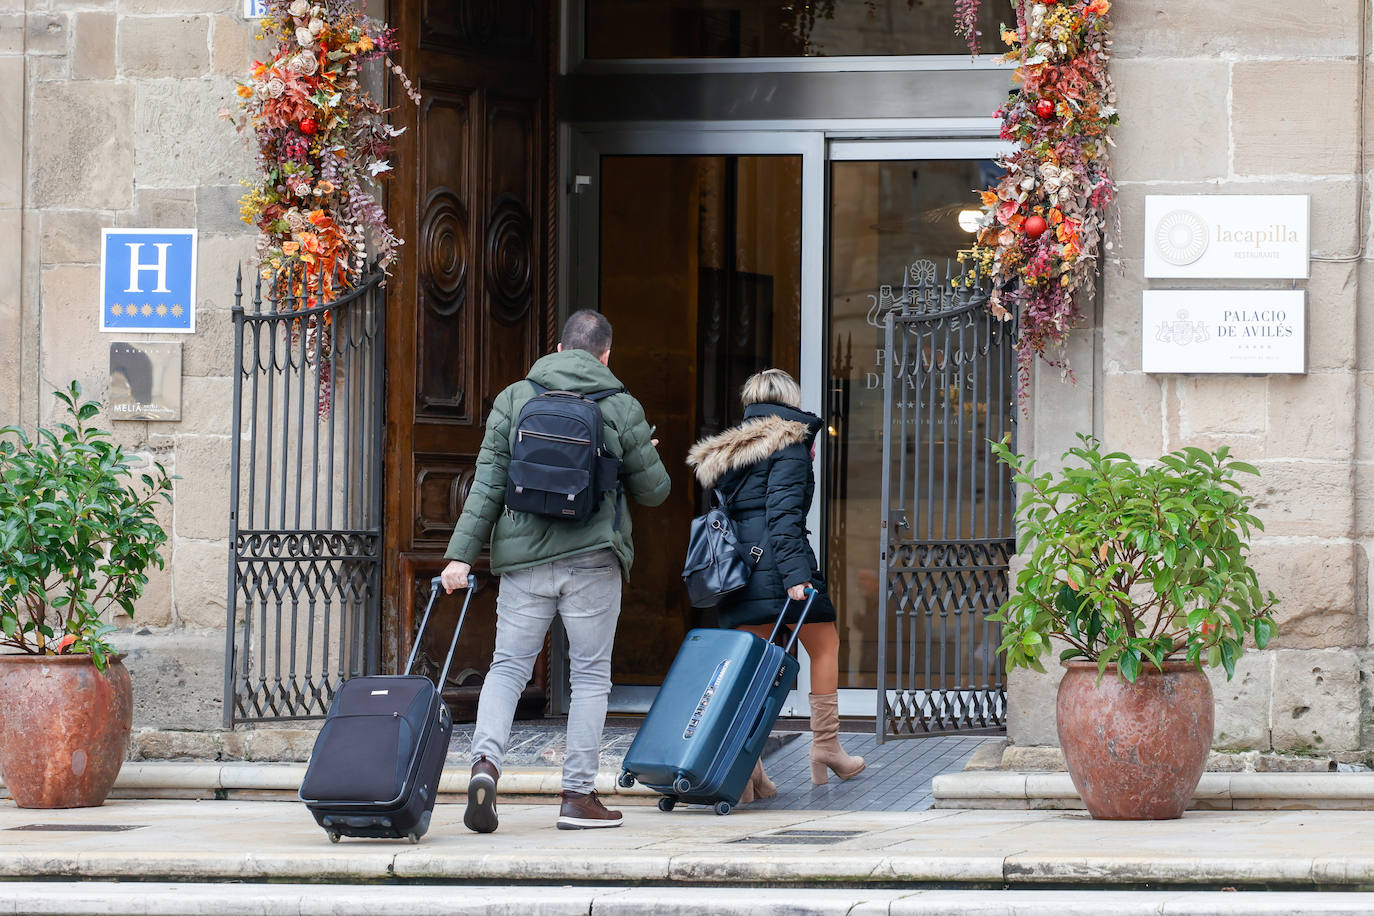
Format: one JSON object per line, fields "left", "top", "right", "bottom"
{"left": 470, "top": 549, "right": 622, "bottom": 794}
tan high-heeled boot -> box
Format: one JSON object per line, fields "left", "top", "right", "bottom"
{"left": 808, "top": 692, "right": 866, "bottom": 785}
{"left": 737, "top": 759, "right": 777, "bottom": 805}
{"left": 751, "top": 759, "right": 777, "bottom": 799}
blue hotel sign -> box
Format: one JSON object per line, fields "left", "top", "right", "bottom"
{"left": 100, "top": 229, "right": 198, "bottom": 334}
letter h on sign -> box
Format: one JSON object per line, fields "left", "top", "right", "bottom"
{"left": 100, "top": 229, "right": 198, "bottom": 334}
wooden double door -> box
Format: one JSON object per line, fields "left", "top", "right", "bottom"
{"left": 382, "top": 0, "right": 557, "bottom": 717}
{"left": 382, "top": 2, "right": 805, "bottom": 717}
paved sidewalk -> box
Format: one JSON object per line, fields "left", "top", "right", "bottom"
{"left": 3, "top": 883, "right": 1374, "bottom": 915}
{"left": 3, "top": 798, "right": 1374, "bottom": 890}
{"left": 749, "top": 732, "right": 994, "bottom": 812}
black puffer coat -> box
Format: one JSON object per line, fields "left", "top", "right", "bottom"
{"left": 686, "top": 402, "right": 837, "bottom": 630}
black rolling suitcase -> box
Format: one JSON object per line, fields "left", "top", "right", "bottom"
{"left": 299, "top": 575, "right": 476, "bottom": 843}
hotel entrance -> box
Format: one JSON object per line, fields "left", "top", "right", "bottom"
{"left": 567, "top": 127, "right": 1011, "bottom": 717}
{"left": 378, "top": 0, "right": 1018, "bottom": 731}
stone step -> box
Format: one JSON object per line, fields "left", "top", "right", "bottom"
{"left": 4, "top": 799, "right": 1374, "bottom": 891}
{"left": 933, "top": 770, "right": 1374, "bottom": 810}
{"left": 2, "top": 883, "right": 1373, "bottom": 916}
{"left": 0, "top": 761, "right": 657, "bottom": 801}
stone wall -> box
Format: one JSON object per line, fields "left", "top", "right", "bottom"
{"left": 6, "top": 0, "right": 1373, "bottom": 756}
{"left": 1012, "top": 0, "right": 1374, "bottom": 759}
{"left": 2, "top": 0, "right": 259, "bottom": 730}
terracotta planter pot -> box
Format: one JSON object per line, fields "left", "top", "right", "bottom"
{"left": 0, "top": 654, "right": 133, "bottom": 808}
{"left": 1056, "top": 660, "right": 1213, "bottom": 820}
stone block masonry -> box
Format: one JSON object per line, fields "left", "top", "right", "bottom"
{"left": 4, "top": 0, "right": 1373, "bottom": 754}
{"left": 5, "top": 0, "right": 263, "bottom": 731}
{"left": 1014, "top": 0, "right": 1374, "bottom": 758}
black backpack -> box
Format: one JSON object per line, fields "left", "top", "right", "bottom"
{"left": 505, "top": 381, "right": 623, "bottom": 525}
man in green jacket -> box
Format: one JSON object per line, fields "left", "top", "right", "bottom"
{"left": 440, "top": 310, "right": 670, "bottom": 834}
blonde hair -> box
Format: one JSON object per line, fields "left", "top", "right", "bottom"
{"left": 741, "top": 368, "right": 801, "bottom": 410}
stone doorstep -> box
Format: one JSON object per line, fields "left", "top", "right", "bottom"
{"left": 0, "top": 762, "right": 659, "bottom": 802}
{"left": 932, "top": 771, "right": 1374, "bottom": 811}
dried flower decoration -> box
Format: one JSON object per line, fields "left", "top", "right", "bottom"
{"left": 222, "top": 0, "right": 418, "bottom": 412}
{"left": 957, "top": 0, "right": 1118, "bottom": 397}
{"left": 224, "top": 0, "right": 418, "bottom": 298}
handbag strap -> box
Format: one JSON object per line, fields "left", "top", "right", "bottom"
{"left": 712, "top": 472, "right": 751, "bottom": 510}
{"left": 709, "top": 473, "right": 762, "bottom": 567}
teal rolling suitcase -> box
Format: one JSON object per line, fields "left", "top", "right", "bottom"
{"left": 618, "top": 591, "right": 816, "bottom": 815}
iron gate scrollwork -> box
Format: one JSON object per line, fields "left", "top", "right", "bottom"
{"left": 224, "top": 268, "right": 384, "bottom": 726}
{"left": 877, "top": 260, "right": 1016, "bottom": 740}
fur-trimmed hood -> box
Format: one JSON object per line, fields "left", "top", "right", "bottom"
{"left": 687, "top": 403, "right": 821, "bottom": 489}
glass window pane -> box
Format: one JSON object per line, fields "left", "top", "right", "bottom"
{"left": 599, "top": 154, "right": 802, "bottom": 685}
{"left": 826, "top": 157, "right": 1005, "bottom": 691}
{"left": 586, "top": 0, "right": 1017, "bottom": 59}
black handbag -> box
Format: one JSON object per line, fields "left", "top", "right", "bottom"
{"left": 681, "top": 477, "right": 763, "bottom": 609}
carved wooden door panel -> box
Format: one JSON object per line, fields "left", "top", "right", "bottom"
{"left": 384, "top": 0, "right": 556, "bottom": 719}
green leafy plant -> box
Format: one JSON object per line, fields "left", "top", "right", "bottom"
{"left": 0, "top": 382, "right": 173, "bottom": 670}
{"left": 991, "top": 435, "right": 1278, "bottom": 683}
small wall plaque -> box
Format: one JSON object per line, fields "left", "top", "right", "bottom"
{"left": 100, "top": 229, "right": 197, "bottom": 334}
{"left": 1144, "top": 195, "right": 1309, "bottom": 280}
{"left": 1142, "top": 290, "right": 1306, "bottom": 375}
{"left": 108, "top": 342, "right": 183, "bottom": 421}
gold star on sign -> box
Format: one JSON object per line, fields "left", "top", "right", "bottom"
{"left": 171, "top": 304, "right": 184, "bottom": 318}
{"left": 111, "top": 304, "right": 124, "bottom": 317}
{"left": 156, "top": 304, "right": 168, "bottom": 317}
{"left": 141, "top": 304, "right": 153, "bottom": 317}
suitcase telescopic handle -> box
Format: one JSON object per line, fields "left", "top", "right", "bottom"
{"left": 767, "top": 587, "right": 818, "bottom": 653}
{"left": 404, "top": 574, "right": 478, "bottom": 686}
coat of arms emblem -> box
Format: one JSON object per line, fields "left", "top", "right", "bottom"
{"left": 1155, "top": 309, "right": 1209, "bottom": 347}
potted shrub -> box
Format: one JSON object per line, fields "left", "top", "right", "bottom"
{"left": 0, "top": 382, "right": 172, "bottom": 808}
{"left": 991, "top": 435, "right": 1278, "bottom": 820}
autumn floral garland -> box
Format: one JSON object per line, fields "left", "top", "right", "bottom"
{"left": 224, "top": 0, "right": 418, "bottom": 303}
{"left": 958, "top": 0, "right": 1117, "bottom": 389}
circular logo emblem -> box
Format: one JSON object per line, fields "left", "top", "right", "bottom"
{"left": 1154, "top": 209, "right": 1209, "bottom": 266}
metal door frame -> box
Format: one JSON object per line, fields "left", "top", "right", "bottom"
{"left": 565, "top": 127, "right": 825, "bottom": 716}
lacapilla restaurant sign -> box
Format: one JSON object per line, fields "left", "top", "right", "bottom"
{"left": 1144, "top": 195, "right": 1309, "bottom": 279}
{"left": 1142, "top": 290, "right": 1305, "bottom": 374}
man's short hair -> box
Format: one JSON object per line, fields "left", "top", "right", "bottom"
{"left": 561, "top": 309, "right": 613, "bottom": 356}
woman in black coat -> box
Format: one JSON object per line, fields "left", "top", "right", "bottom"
{"left": 688, "top": 369, "right": 865, "bottom": 803}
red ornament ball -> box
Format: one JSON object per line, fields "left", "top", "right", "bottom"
{"left": 1034, "top": 99, "right": 1056, "bottom": 120}
{"left": 300, "top": 118, "right": 318, "bottom": 135}
{"left": 1024, "top": 215, "right": 1049, "bottom": 239}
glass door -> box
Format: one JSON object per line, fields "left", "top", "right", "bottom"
{"left": 824, "top": 139, "right": 1010, "bottom": 717}
{"left": 569, "top": 130, "right": 824, "bottom": 715}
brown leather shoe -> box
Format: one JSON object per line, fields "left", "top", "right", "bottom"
{"left": 556, "top": 790, "right": 623, "bottom": 830}
{"left": 463, "top": 756, "right": 500, "bottom": 834}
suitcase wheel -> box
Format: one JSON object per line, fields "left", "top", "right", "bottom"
{"left": 617, "top": 771, "right": 636, "bottom": 789}
{"left": 713, "top": 801, "right": 732, "bottom": 816}
{"left": 673, "top": 775, "right": 692, "bottom": 795}
{"left": 327, "top": 831, "right": 341, "bottom": 844}
{"left": 657, "top": 796, "right": 676, "bottom": 813}
{"left": 407, "top": 832, "right": 421, "bottom": 845}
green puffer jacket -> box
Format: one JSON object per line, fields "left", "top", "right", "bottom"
{"left": 444, "top": 348, "right": 671, "bottom": 578}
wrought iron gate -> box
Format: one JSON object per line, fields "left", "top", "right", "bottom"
{"left": 877, "top": 261, "right": 1016, "bottom": 739}
{"left": 224, "top": 268, "right": 385, "bottom": 726}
